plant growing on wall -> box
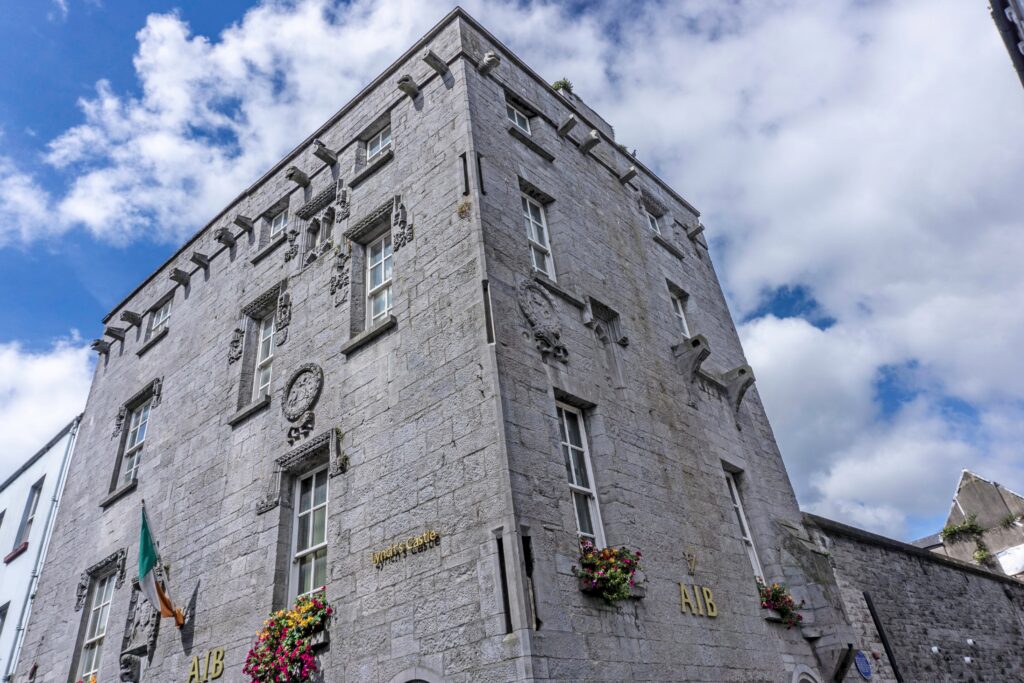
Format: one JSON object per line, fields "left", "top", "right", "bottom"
{"left": 939, "top": 515, "right": 985, "bottom": 544}
{"left": 757, "top": 579, "right": 803, "bottom": 628}
{"left": 573, "top": 539, "right": 642, "bottom": 603}
{"left": 999, "top": 512, "right": 1021, "bottom": 529}
{"left": 242, "top": 591, "right": 332, "bottom": 683}
{"left": 551, "top": 78, "right": 574, "bottom": 94}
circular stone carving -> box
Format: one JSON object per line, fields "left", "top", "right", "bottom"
{"left": 517, "top": 279, "right": 558, "bottom": 330}
{"left": 282, "top": 363, "right": 324, "bottom": 422}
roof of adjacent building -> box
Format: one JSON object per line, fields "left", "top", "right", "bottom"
{"left": 0, "top": 415, "right": 82, "bottom": 494}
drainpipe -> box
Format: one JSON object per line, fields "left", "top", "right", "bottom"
{"left": 3, "top": 415, "right": 81, "bottom": 682}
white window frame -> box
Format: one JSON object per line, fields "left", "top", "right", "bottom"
{"left": 366, "top": 232, "right": 393, "bottom": 328}
{"left": 254, "top": 313, "right": 276, "bottom": 400}
{"left": 270, "top": 208, "right": 289, "bottom": 238}
{"left": 120, "top": 401, "right": 151, "bottom": 485}
{"left": 556, "top": 403, "right": 605, "bottom": 547}
{"left": 367, "top": 125, "right": 392, "bottom": 162}
{"left": 291, "top": 467, "right": 328, "bottom": 599}
{"left": 78, "top": 573, "right": 116, "bottom": 680}
{"left": 14, "top": 478, "right": 43, "bottom": 547}
{"left": 644, "top": 208, "right": 662, "bottom": 235}
{"left": 521, "top": 194, "right": 555, "bottom": 280}
{"left": 150, "top": 298, "right": 172, "bottom": 336}
{"left": 506, "top": 102, "right": 531, "bottom": 134}
{"left": 670, "top": 292, "right": 691, "bottom": 337}
{"left": 726, "top": 472, "right": 764, "bottom": 580}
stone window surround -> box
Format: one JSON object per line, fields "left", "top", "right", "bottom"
{"left": 666, "top": 280, "right": 693, "bottom": 339}
{"left": 70, "top": 549, "right": 127, "bottom": 680}
{"left": 724, "top": 468, "right": 765, "bottom": 580}
{"left": 136, "top": 292, "right": 174, "bottom": 357}
{"left": 555, "top": 400, "right": 606, "bottom": 548}
{"left": 260, "top": 197, "right": 292, "bottom": 251}
{"left": 519, "top": 178, "right": 557, "bottom": 282}
{"left": 290, "top": 466, "right": 329, "bottom": 600}
{"left": 228, "top": 280, "right": 288, "bottom": 426}
{"left": 101, "top": 379, "right": 162, "bottom": 509}
{"left": 344, "top": 198, "right": 397, "bottom": 341}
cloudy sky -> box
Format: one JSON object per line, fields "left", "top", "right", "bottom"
{"left": 1, "top": 0, "right": 1022, "bottom": 540}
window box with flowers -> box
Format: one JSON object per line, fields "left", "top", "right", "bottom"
{"left": 757, "top": 579, "right": 804, "bottom": 628}
{"left": 243, "top": 591, "right": 333, "bottom": 683}
{"left": 572, "top": 540, "right": 644, "bottom": 604}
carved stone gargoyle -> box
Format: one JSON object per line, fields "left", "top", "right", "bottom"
{"left": 721, "top": 364, "right": 755, "bottom": 416}
{"left": 672, "top": 334, "right": 711, "bottom": 382}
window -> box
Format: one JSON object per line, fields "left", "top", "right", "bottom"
{"left": 556, "top": 404, "right": 604, "bottom": 547}
{"left": 644, "top": 208, "right": 662, "bottom": 235}
{"left": 270, "top": 208, "right": 289, "bottom": 238}
{"left": 150, "top": 298, "right": 171, "bottom": 336}
{"left": 77, "top": 573, "right": 116, "bottom": 680}
{"left": 725, "top": 472, "right": 763, "bottom": 579}
{"left": 366, "top": 233, "right": 393, "bottom": 327}
{"left": 254, "top": 313, "right": 276, "bottom": 400}
{"left": 670, "top": 292, "right": 691, "bottom": 337}
{"left": 522, "top": 194, "right": 555, "bottom": 279}
{"left": 292, "top": 468, "right": 328, "bottom": 598}
{"left": 367, "top": 125, "right": 392, "bottom": 162}
{"left": 0, "top": 602, "right": 8, "bottom": 641}
{"left": 506, "top": 102, "right": 531, "bottom": 134}
{"left": 13, "top": 478, "right": 44, "bottom": 549}
{"left": 120, "top": 402, "right": 151, "bottom": 485}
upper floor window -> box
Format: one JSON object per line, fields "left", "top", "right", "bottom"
{"left": 644, "top": 208, "right": 662, "bottom": 235}
{"left": 367, "top": 125, "right": 392, "bottom": 162}
{"left": 557, "top": 404, "right": 605, "bottom": 547}
{"left": 270, "top": 208, "right": 289, "bottom": 238}
{"left": 150, "top": 298, "right": 172, "bottom": 337}
{"left": 78, "top": 573, "right": 116, "bottom": 681}
{"left": 670, "top": 291, "right": 691, "bottom": 337}
{"left": 292, "top": 468, "right": 328, "bottom": 598}
{"left": 13, "top": 477, "right": 43, "bottom": 549}
{"left": 725, "top": 471, "right": 763, "bottom": 580}
{"left": 120, "top": 401, "right": 151, "bottom": 485}
{"left": 367, "top": 232, "right": 393, "bottom": 328}
{"left": 0, "top": 602, "right": 9, "bottom": 641}
{"left": 522, "top": 194, "right": 555, "bottom": 280}
{"left": 254, "top": 313, "right": 276, "bottom": 400}
{"left": 506, "top": 102, "right": 531, "bottom": 134}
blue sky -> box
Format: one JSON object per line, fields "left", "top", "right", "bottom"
{"left": 2, "top": 0, "right": 1024, "bottom": 542}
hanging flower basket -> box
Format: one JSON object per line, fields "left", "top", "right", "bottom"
{"left": 572, "top": 539, "right": 643, "bottom": 604}
{"left": 757, "top": 579, "right": 803, "bottom": 628}
{"left": 242, "top": 590, "right": 333, "bottom": 683}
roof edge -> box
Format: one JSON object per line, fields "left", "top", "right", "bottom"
{"left": 0, "top": 414, "right": 82, "bottom": 494}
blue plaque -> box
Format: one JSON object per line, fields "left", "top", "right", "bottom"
{"left": 854, "top": 651, "right": 872, "bottom": 680}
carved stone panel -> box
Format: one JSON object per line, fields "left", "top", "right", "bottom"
{"left": 121, "top": 581, "right": 159, "bottom": 657}
{"left": 517, "top": 279, "right": 568, "bottom": 363}
{"left": 75, "top": 548, "right": 127, "bottom": 610}
{"left": 256, "top": 427, "right": 347, "bottom": 514}
{"left": 281, "top": 363, "right": 323, "bottom": 422}
{"left": 329, "top": 250, "right": 350, "bottom": 306}
{"left": 391, "top": 195, "right": 414, "bottom": 251}
{"left": 228, "top": 328, "right": 244, "bottom": 364}
{"left": 275, "top": 290, "right": 292, "bottom": 345}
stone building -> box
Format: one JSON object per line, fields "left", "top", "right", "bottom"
{"left": 11, "top": 8, "right": 1024, "bottom": 683}
{"left": 991, "top": 0, "right": 1024, "bottom": 87}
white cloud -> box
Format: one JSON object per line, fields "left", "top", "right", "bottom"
{"left": 0, "top": 338, "right": 93, "bottom": 482}
{"left": 0, "top": 156, "right": 58, "bottom": 245}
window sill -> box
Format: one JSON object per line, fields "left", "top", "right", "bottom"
{"left": 136, "top": 327, "right": 169, "bottom": 357}
{"left": 653, "top": 233, "right": 685, "bottom": 260}
{"left": 99, "top": 479, "right": 138, "bottom": 509}
{"left": 532, "top": 272, "right": 584, "bottom": 309}
{"left": 4, "top": 541, "right": 28, "bottom": 564}
{"left": 508, "top": 125, "right": 555, "bottom": 162}
{"left": 349, "top": 148, "right": 394, "bottom": 189}
{"left": 340, "top": 315, "right": 397, "bottom": 356}
{"left": 250, "top": 234, "right": 288, "bottom": 266}
{"left": 227, "top": 394, "right": 272, "bottom": 428}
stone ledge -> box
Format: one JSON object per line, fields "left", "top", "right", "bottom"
{"left": 349, "top": 149, "right": 394, "bottom": 189}
{"left": 135, "top": 327, "right": 169, "bottom": 358}
{"left": 4, "top": 540, "right": 28, "bottom": 564}
{"left": 532, "top": 272, "right": 585, "bottom": 309}
{"left": 341, "top": 316, "right": 397, "bottom": 356}
{"left": 508, "top": 125, "right": 555, "bottom": 162}
{"left": 653, "top": 233, "right": 685, "bottom": 261}
{"left": 227, "top": 394, "right": 272, "bottom": 428}
{"left": 250, "top": 234, "right": 287, "bottom": 266}
{"left": 99, "top": 479, "right": 138, "bottom": 510}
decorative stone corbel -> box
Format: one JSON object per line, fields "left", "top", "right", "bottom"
{"left": 190, "top": 251, "right": 210, "bottom": 269}
{"left": 233, "top": 215, "right": 254, "bottom": 232}
{"left": 169, "top": 268, "right": 190, "bottom": 286}
{"left": 119, "top": 310, "right": 143, "bottom": 327}
{"left": 579, "top": 129, "right": 601, "bottom": 154}
{"left": 215, "top": 227, "right": 236, "bottom": 247}
{"left": 312, "top": 138, "right": 337, "bottom": 166}
{"left": 557, "top": 114, "right": 578, "bottom": 137}
{"left": 672, "top": 334, "right": 710, "bottom": 382}
{"left": 285, "top": 166, "right": 309, "bottom": 188}
{"left": 397, "top": 74, "right": 420, "bottom": 99}
{"left": 478, "top": 51, "right": 500, "bottom": 76}
{"left": 422, "top": 49, "right": 448, "bottom": 75}
{"left": 686, "top": 222, "right": 705, "bottom": 241}
{"left": 722, "top": 364, "right": 755, "bottom": 416}
{"left": 104, "top": 326, "right": 127, "bottom": 341}
{"left": 619, "top": 166, "right": 638, "bottom": 184}
{"left": 91, "top": 339, "right": 111, "bottom": 355}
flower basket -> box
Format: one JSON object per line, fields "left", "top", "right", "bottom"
{"left": 243, "top": 590, "right": 333, "bottom": 683}
{"left": 572, "top": 539, "right": 642, "bottom": 604}
{"left": 757, "top": 579, "right": 803, "bottom": 628}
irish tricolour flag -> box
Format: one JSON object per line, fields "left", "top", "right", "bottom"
{"left": 139, "top": 505, "right": 185, "bottom": 627}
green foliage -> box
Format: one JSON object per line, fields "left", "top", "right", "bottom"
{"left": 573, "top": 539, "right": 642, "bottom": 604}
{"left": 940, "top": 515, "right": 985, "bottom": 545}
{"left": 973, "top": 544, "right": 996, "bottom": 567}
{"left": 551, "top": 78, "right": 574, "bottom": 94}
{"left": 999, "top": 512, "right": 1020, "bottom": 529}
{"left": 757, "top": 579, "right": 804, "bottom": 628}
{"left": 243, "top": 591, "right": 332, "bottom": 683}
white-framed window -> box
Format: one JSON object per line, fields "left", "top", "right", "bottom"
{"left": 292, "top": 468, "right": 328, "bottom": 598}
{"left": 670, "top": 292, "right": 691, "bottom": 337}
{"left": 557, "top": 403, "right": 605, "bottom": 547}
{"left": 13, "top": 478, "right": 43, "bottom": 548}
{"left": 270, "top": 208, "right": 289, "bottom": 238}
{"left": 150, "top": 298, "right": 172, "bottom": 336}
{"left": 254, "top": 313, "right": 276, "bottom": 400}
{"left": 120, "top": 401, "right": 151, "bottom": 485}
{"left": 367, "top": 125, "right": 392, "bottom": 162}
{"left": 725, "top": 471, "right": 763, "bottom": 580}
{"left": 366, "top": 233, "right": 393, "bottom": 327}
{"left": 522, "top": 194, "right": 555, "bottom": 279}
{"left": 644, "top": 208, "right": 662, "bottom": 235}
{"left": 78, "top": 573, "right": 116, "bottom": 680}
{"left": 506, "top": 102, "right": 531, "bottom": 134}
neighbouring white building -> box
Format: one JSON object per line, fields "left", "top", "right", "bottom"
{"left": 0, "top": 417, "right": 81, "bottom": 682}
